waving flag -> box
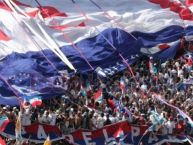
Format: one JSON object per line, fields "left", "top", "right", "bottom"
{"left": 93, "top": 88, "right": 103, "bottom": 103}
{"left": 107, "top": 98, "right": 116, "bottom": 109}
{"left": 0, "top": 0, "right": 193, "bottom": 103}
{"left": 113, "top": 128, "right": 129, "bottom": 145}
{"left": 0, "top": 115, "right": 9, "bottom": 132}
{"left": 23, "top": 96, "right": 42, "bottom": 107}
{"left": 120, "top": 77, "right": 126, "bottom": 94}
{"left": 123, "top": 107, "right": 132, "bottom": 122}
{"left": 22, "top": 97, "right": 30, "bottom": 109}
{"left": 149, "top": 109, "right": 165, "bottom": 131}
{"left": 154, "top": 94, "right": 193, "bottom": 128}
{"left": 0, "top": 136, "right": 6, "bottom": 145}
{"left": 108, "top": 96, "right": 125, "bottom": 113}
{"left": 149, "top": 0, "right": 193, "bottom": 19}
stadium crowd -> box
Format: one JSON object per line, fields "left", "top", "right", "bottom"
{"left": 0, "top": 55, "right": 193, "bottom": 145}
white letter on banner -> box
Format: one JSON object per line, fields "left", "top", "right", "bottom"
{"left": 82, "top": 132, "right": 96, "bottom": 145}
{"left": 131, "top": 127, "right": 140, "bottom": 137}
{"left": 167, "top": 135, "right": 176, "bottom": 141}
{"left": 37, "top": 125, "right": 47, "bottom": 139}
{"left": 64, "top": 135, "right": 74, "bottom": 143}
{"left": 103, "top": 129, "right": 116, "bottom": 143}
{"left": 148, "top": 133, "right": 159, "bottom": 143}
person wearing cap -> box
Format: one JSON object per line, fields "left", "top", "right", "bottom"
{"left": 0, "top": 107, "right": 7, "bottom": 116}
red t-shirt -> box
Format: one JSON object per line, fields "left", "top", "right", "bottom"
{"left": 175, "top": 122, "right": 185, "bottom": 134}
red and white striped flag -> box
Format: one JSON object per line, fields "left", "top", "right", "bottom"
{"left": 120, "top": 77, "right": 126, "bottom": 94}
{"left": 0, "top": 115, "right": 9, "bottom": 132}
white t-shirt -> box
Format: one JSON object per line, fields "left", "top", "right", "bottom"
{"left": 21, "top": 113, "right": 31, "bottom": 126}
{"left": 25, "top": 113, "right": 32, "bottom": 126}
{"left": 166, "top": 120, "right": 175, "bottom": 134}
{"left": 164, "top": 73, "right": 169, "bottom": 79}
{"left": 105, "top": 107, "right": 111, "bottom": 113}
{"left": 91, "top": 117, "right": 97, "bottom": 130}
{"left": 141, "top": 84, "right": 147, "bottom": 91}
{"left": 110, "top": 116, "right": 118, "bottom": 124}
{"left": 38, "top": 115, "right": 43, "bottom": 123}
{"left": 175, "top": 62, "right": 179, "bottom": 68}
{"left": 171, "top": 69, "right": 177, "bottom": 74}
{"left": 177, "top": 69, "right": 183, "bottom": 77}
{"left": 42, "top": 115, "right": 51, "bottom": 124}
{"left": 49, "top": 113, "right": 57, "bottom": 125}
{"left": 97, "top": 116, "right": 105, "bottom": 128}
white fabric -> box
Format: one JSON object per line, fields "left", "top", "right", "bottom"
{"left": 21, "top": 113, "right": 31, "bottom": 126}
{"left": 0, "top": 0, "right": 192, "bottom": 57}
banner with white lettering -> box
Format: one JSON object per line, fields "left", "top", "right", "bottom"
{"left": 65, "top": 121, "right": 189, "bottom": 145}
{"left": 0, "top": 121, "right": 189, "bottom": 144}
{"left": 0, "top": 122, "right": 63, "bottom": 143}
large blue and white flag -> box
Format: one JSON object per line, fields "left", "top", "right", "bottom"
{"left": 1, "top": 0, "right": 193, "bottom": 104}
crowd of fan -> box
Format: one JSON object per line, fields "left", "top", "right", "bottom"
{"left": 0, "top": 55, "right": 193, "bottom": 144}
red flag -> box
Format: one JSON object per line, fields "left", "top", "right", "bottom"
{"left": 187, "top": 55, "right": 193, "bottom": 66}
{"left": 0, "top": 136, "right": 6, "bottom": 145}
{"left": 93, "top": 89, "right": 103, "bottom": 103}
{"left": 107, "top": 99, "right": 116, "bottom": 108}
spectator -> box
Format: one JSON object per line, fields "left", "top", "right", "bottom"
{"left": 1, "top": 55, "right": 193, "bottom": 144}
{"left": 104, "top": 114, "right": 112, "bottom": 126}
{"left": 42, "top": 111, "right": 51, "bottom": 124}
{"left": 97, "top": 113, "right": 105, "bottom": 129}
